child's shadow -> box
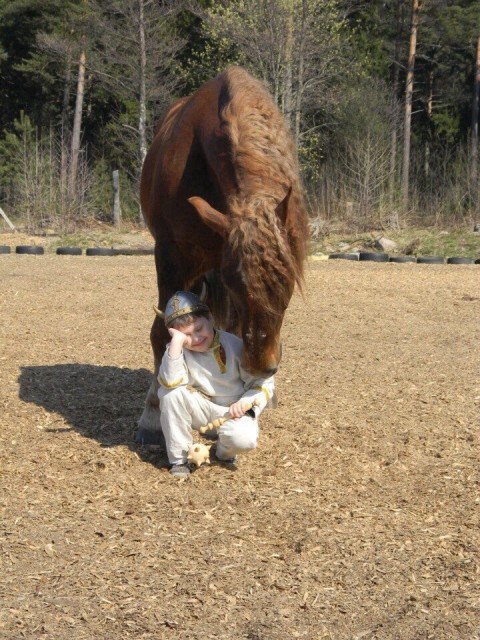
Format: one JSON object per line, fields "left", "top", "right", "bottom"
{"left": 18, "top": 364, "right": 169, "bottom": 469}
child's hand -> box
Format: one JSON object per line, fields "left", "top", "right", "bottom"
{"left": 228, "top": 400, "right": 249, "bottom": 419}
{"left": 168, "top": 327, "right": 191, "bottom": 356}
{"left": 168, "top": 327, "right": 189, "bottom": 345}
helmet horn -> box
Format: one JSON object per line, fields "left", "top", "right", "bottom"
{"left": 153, "top": 305, "right": 165, "bottom": 318}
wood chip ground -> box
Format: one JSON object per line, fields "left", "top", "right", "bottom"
{"left": 1, "top": 254, "right": 479, "bottom": 639}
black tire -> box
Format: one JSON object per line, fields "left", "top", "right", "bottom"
{"left": 15, "top": 245, "right": 44, "bottom": 255}
{"left": 446, "top": 257, "right": 474, "bottom": 265}
{"left": 56, "top": 246, "right": 82, "bottom": 255}
{"left": 86, "top": 247, "right": 116, "bottom": 256}
{"left": 475, "top": 259, "right": 480, "bottom": 264}
{"left": 329, "top": 253, "right": 359, "bottom": 261}
{"left": 112, "top": 247, "right": 155, "bottom": 256}
{"left": 389, "top": 256, "right": 416, "bottom": 263}
{"left": 359, "top": 251, "right": 389, "bottom": 262}
{"left": 0, "top": 245, "right": 11, "bottom": 254}
{"left": 417, "top": 256, "right": 444, "bottom": 264}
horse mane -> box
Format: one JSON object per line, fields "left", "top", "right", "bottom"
{"left": 219, "top": 67, "right": 308, "bottom": 315}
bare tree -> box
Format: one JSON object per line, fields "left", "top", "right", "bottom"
{"left": 70, "top": 44, "right": 86, "bottom": 195}
{"left": 472, "top": 34, "right": 480, "bottom": 212}
{"left": 424, "top": 68, "right": 434, "bottom": 180}
{"left": 389, "top": 0, "right": 405, "bottom": 205}
{"left": 7, "top": 118, "right": 93, "bottom": 231}
{"left": 194, "top": 0, "right": 349, "bottom": 149}
{"left": 138, "top": 0, "right": 148, "bottom": 165}
{"left": 401, "top": 0, "right": 423, "bottom": 210}
{"left": 293, "top": 0, "right": 307, "bottom": 143}
{"left": 94, "top": 0, "right": 185, "bottom": 166}
{"left": 342, "top": 131, "right": 392, "bottom": 224}
{"left": 36, "top": 11, "right": 92, "bottom": 199}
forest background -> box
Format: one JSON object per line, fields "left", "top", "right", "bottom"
{"left": 0, "top": 0, "right": 479, "bottom": 243}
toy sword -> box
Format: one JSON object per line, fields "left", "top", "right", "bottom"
{"left": 199, "top": 399, "right": 259, "bottom": 434}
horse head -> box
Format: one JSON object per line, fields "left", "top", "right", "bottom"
{"left": 188, "top": 193, "right": 299, "bottom": 376}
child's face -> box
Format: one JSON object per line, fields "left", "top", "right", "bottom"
{"left": 175, "top": 315, "right": 215, "bottom": 352}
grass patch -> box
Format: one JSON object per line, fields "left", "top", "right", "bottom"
{"left": 309, "top": 227, "right": 480, "bottom": 259}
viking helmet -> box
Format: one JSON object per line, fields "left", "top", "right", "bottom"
{"left": 154, "top": 287, "right": 209, "bottom": 326}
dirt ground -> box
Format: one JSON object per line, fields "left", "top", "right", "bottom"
{"left": 0, "top": 248, "right": 479, "bottom": 640}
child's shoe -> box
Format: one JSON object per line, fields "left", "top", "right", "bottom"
{"left": 169, "top": 463, "right": 191, "bottom": 478}
{"left": 215, "top": 450, "right": 238, "bottom": 465}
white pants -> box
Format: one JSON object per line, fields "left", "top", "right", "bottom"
{"left": 159, "top": 386, "right": 259, "bottom": 465}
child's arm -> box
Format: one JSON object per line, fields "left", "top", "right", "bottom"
{"left": 238, "top": 371, "right": 276, "bottom": 416}
{"left": 157, "top": 331, "right": 189, "bottom": 390}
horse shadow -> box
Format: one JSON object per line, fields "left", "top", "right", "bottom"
{"left": 18, "top": 364, "right": 169, "bottom": 469}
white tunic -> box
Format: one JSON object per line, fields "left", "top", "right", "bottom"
{"left": 158, "top": 329, "right": 275, "bottom": 410}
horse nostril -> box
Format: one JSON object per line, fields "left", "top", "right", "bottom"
{"left": 265, "top": 366, "right": 278, "bottom": 376}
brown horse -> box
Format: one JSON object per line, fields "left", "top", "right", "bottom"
{"left": 137, "top": 66, "right": 308, "bottom": 440}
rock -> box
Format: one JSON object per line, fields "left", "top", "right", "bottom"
{"left": 374, "top": 236, "right": 398, "bottom": 252}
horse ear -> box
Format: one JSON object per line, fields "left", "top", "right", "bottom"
{"left": 188, "top": 197, "right": 230, "bottom": 238}
{"left": 275, "top": 187, "right": 292, "bottom": 226}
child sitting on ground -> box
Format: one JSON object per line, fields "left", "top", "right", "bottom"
{"left": 155, "top": 291, "right": 275, "bottom": 478}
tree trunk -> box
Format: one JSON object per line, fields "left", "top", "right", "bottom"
{"left": 424, "top": 69, "right": 433, "bottom": 179}
{"left": 389, "top": 0, "right": 404, "bottom": 206}
{"left": 284, "top": 10, "right": 294, "bottom": 126}
{"left": 401, "top": 0, "right": 422, "bottom": 211}
{"left": 138, "top": 0, "right": 147, "bottom": 225}
{"left": 138, "top": 0, "right": 147, "bottom": 166}
{"left": 62, "top": 54, "right": 72, "bottom": 137}
{"left": 294, "top": 0, "right": 307, "bottom": 147}
{"left": 69, "top": 47, "right": 86, "bottom": 196}
{"left": 471, "top": 35, "right": 480, "bottom": 212}
{"left": 112, "top": 170, "right": 121, "bottom": 226}
{"left": 61, "top": 53, "right": 72, "bottom": 200}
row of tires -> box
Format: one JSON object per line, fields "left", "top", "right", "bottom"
{"left": 328, "top": 251, "right": 479, "bottom": 264}
{"left": 1, "top": 245, "right": 479, "bottom": 264}
{"left": 0, "top": 245, "right": 154, "bottom": 256}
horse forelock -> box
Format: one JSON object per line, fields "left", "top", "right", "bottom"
{"left": 227, "top": 199, "right": 301, "bottom": 317}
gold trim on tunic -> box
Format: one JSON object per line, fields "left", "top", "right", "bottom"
{"left": 252, "top": 385, "right": 271, "bottom": 400}
{"left": 211, "top": 330, "right": 227, "bottom": 374}
{"left": 158, "top": 374, "right": 186, "bottom": 389}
